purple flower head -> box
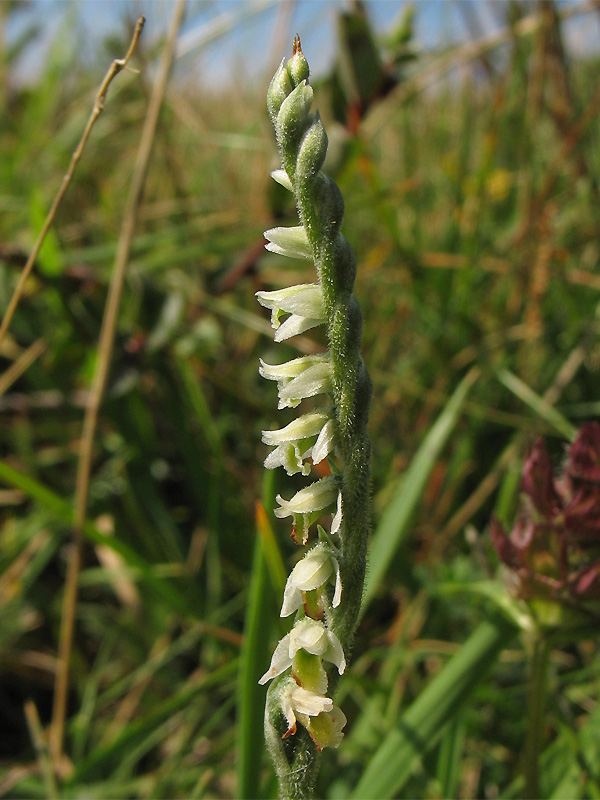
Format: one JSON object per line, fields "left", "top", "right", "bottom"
{"left": 491, "top": 423, "right": 600, "bottom": 607}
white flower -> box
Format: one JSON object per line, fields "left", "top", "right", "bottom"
{"left": 280, "top": 543, "right": 342, "bottom": 617}
{"left": 264, "top": 225, "right": 312, "bottom": 260}
{"left": 259, "top": 354, "right": 332, "bottom": 409}
{"left": 274, "top": 476, "right": 338, "bottom": 544}
{"left": 275, "top": 678, "right": 347, "bottom": 749}
{"left": 281, "top": 681, "right": 333, "bottom": 739}
{"left": 258, "top": 617, "right": 346, "bottom": 685}
{"left": 256, "top": 284, "right": 325, "bottom": 342}
{"left": 262, "top": 412, "right": 334, "bottom": 476}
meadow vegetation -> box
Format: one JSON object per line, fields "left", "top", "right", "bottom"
{"left": 1, "top": 2, "right": 600, "bottom": 798}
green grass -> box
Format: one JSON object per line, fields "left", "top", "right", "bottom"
{"left": 1, "top": 3, "right": 600, "bottom": 798}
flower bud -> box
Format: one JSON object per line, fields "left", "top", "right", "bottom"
{"left": 296, "top": 114, "right": 328, "bottom": 183}
{"left": 276, "top": 82, "right": 314, "bottom": 173}
{"left": 287, "top": 34, "right": 310, "bottom": 86}
{"left": 267, "top": 59, "right": 293, "bottom": 123}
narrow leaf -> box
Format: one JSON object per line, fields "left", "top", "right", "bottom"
{"left": 362, "top": 368, "right": 478, "bottom": 612}
{"left": 351, "top": 615, "right": 518, "bottom": 799}
{"left": 497, "top": 368, "right": 577, "bottom": 440}
{"left": 237, "top": 472, "right": 277, "bottom": 799}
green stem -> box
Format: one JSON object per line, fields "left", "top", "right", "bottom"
{"left": 523, "top": 635, "right": 549, "bottom": 800}
{"left": 265, "top": 686, "right": 319, "bottom": 800}
{"left": 293, "top": 126, "right": 371, "bottom": 654}
{"left": 263, "top": 39, "right": 371, "bottom": 796}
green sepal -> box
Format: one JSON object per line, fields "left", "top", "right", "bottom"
{"left": 302, "top": 587, "right": 324, "bottom": 621}
{"left": 296, "top": 112, "right": 328, "bottom": 182}
{"left": 293, "top": 648, "right": 328, "bottom": 694}
{"left": 288, "top": 43, "right": 310, "bottom": 86}
{"left": 267, "top": 58, "right": 293, "bottom": 123}
{"left": 276, "top": 82, "right": 314, "bottom": 177}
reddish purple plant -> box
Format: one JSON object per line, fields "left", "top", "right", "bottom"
{"left": 491, "top": 422, "right": 600, "bottom": 604}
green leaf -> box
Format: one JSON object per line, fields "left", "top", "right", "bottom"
{"left": 0, "top": 459, "right": 188, "bottom": 615}
{"left": 436, "top": 715, "right": 466, "bottom": 800}
{"left": 362, "top": 368, "right": 478, "bottom": 612}
{"left": 496, "top": 369, "right": 577, "bottom": 440}
{"left": 350, "top": 614, "right": 518, "bottom": 799}
{"left": 237, "top": 471, "right": 277, "bottom": 800}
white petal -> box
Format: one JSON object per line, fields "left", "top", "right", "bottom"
{"left": 311, "top": 418, "right": 336, "bottom": 464}
{"left": 291, "top": 545, "right": 334, "bottom": 590}
{"left": 290, "top": 685, "right": 333, "bottom": 717}
{"left": 281, "top": 547, "right": 331, "bottom": 617}
{"left": 325, "top": 630, "right": 346, "bottom": 674}
{"left": 259, "top": 354, "right": 328, "bottom": 381}
{"left": 280, "top": 544, "right": 340, "bottom": 617}
{"left": 262, "top": 413, "right": 328, "bottom": 447}
{"left": 281, "top": 687, "right": 297, "bottom": 731}
{"left": 276, "top": 362, "right": 332, "bottom": 408}
{"left": 264, "top": 442, "right": 310, "bottom": 476}
{"left": 255, "top": 285, "right": 324, "bottom": 336}
{"left": 331, "top": 555, "right": 342, "bottom": 608}
{"left": 256, "top": 283, "right": 323, "bottom": 318}
{"left": 274, "top": 314, "right": 323, "bottom": 342}
{"left": 289, "top": 618, "right": 329, "bottom": 657}
{"left": 274, "top": 477, "right": 338, "bottom": 518}
{"left": 258, "top": 634, "right": 292, "bottom": 684}
{"left": 270, "top": 169, "right": 293, "bottom": 191}
{"left": 331, "top": 490, "right": 342, "bottom": 534}
{"left": 264, "top": 226, "right": 312, "bottom": 260}
{"left": 280, "top": 582, "right": 304, "bottom": 618}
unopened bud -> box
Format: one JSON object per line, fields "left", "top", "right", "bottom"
{"left": 267, "top": 59, "right": 293, "bottom": 123}
{"left": 288, "top": 34, "right": 310, "bottom": 86}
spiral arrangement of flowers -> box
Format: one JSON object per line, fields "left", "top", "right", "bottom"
{"left": 256, "top": 36, "right": 372, "bottom": 796}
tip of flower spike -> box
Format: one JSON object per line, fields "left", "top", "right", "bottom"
{"left": 288, "top": 33, "right": 309, "bottom": 86}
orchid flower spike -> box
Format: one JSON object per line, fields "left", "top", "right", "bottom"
{"left": 257, "top": 36, "right": 371, "bottom": 788}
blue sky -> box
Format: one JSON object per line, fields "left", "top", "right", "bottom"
{"left": 7, "top": 1, "right": 600, "bottom": 89}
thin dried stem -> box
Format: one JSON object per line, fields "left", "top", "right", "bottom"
{"left": 0, "top": 16, "right": 145, "bottom": 350}
{"left": 50, "top": 0, "right": 186, "bottom": 765}
{"left": 24, "top": 700, "right": 58, "bottom": 800}
{"left": 0, "top": 339, "right": 46, "bottom": 398}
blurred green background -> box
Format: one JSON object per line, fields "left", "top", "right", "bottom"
{"left": 1, "top": 1, "right": 600, "bottom": 797}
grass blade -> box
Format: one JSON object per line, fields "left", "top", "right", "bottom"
{"left": 497, "top": 368, "right": 577, "bottom": 440}
{"left": 350, "top": 614, "right": 518, "bottom": 799}
{"left": 237, "top": 471, "right": 276, "bottom": 800}
{"left": 0, "top": 458, "right": 188, "bottom": 614}
{"left": 362, "top": 367, "right": 478, "bottom": 612}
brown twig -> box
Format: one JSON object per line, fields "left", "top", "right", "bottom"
{"left": 49, "top": 16, "right": 159, "bottom": 767}
{"left": 50, "top": 0, "right": 187, "bottom": 768}
{"left": 0, "top": 17, "right": 145, "bottom": 351}
{"left": 0, "top": 339, "right": 47, "bottom": 397}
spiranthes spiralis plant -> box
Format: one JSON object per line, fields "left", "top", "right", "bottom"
{"left": 256, "top": 36, "right": 372, "bottom": 799}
